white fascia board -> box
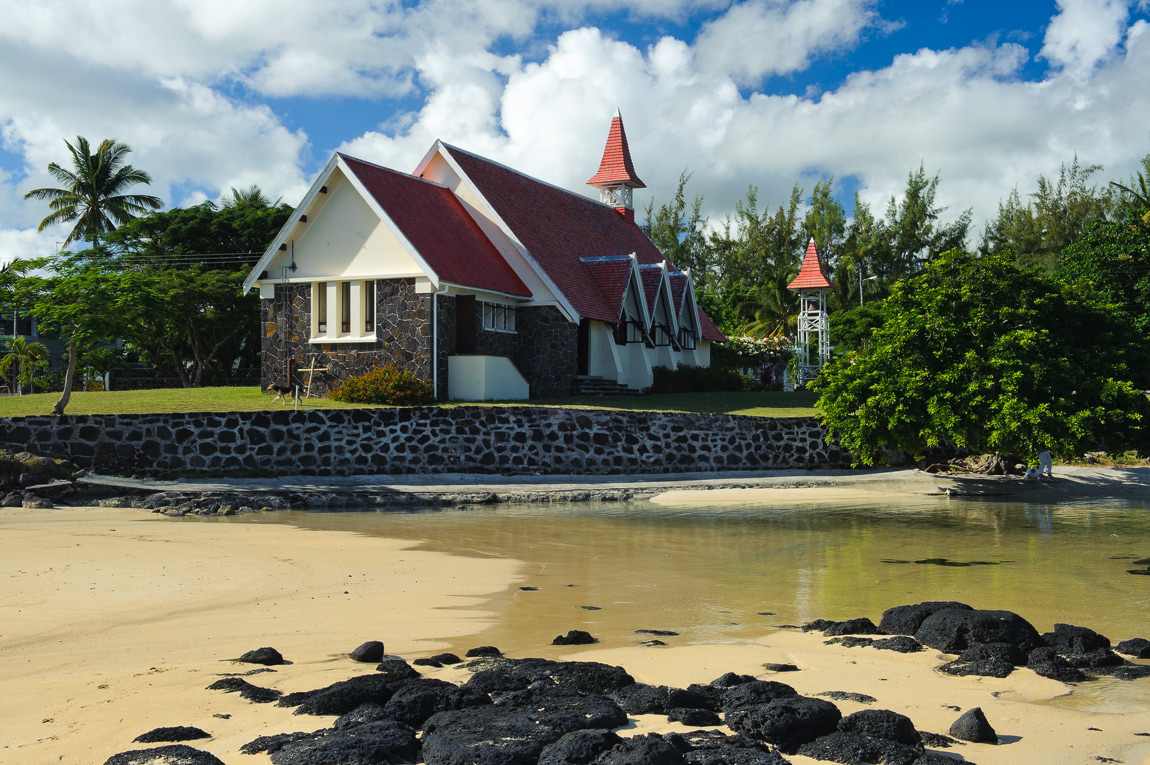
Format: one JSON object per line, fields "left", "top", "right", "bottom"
{"left": 438, "top": 282, "right": 532, "bottom": 302}
{"left": 336, "top": 155, "right": 441, "bottom": 291}
{"left": 679, "top": 271, "right": 701, "bottom": 333}
{"left": 655, "top": 264, "right": 681, "bottom": 336}
{"left": 243, "top": 153, "right": 341, "bottom": 293}
{"left": 424, "top": 141, "right": 580, "bottom": 325}
{"left": 625, "top": 254, "right": 653, "bottom": 328}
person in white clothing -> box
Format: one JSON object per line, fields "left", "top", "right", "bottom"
{"left": 1038, "top": 448, "right": 1053, "bottom": 478}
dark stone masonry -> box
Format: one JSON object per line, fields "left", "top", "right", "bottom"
{"left": 0, "top": 408, "right": 846, "bottom": 477}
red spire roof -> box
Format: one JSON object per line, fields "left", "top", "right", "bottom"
{"left": 586, "top": 110, "right": 646, "bottom": 189}
{"left": 787, "top": 239, "right": 836, "bottom": 292}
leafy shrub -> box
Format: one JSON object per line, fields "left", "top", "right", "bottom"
{"left": 329, "top": 365, "right": 435, "bottom": 406}
{"left": 647, "top": 365, "right": 746, "bottom": 394}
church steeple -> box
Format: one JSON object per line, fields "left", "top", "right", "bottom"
{"left": 587, "top": 109, "right": 646, "bottom": 223}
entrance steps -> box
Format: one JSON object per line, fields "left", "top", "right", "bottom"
{"left": 573, "top": 375, "right": 641, "bottom": 397}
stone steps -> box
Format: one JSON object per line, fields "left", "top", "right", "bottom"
{"left": 573, "top": 376, "right": 641, "bottom": 397}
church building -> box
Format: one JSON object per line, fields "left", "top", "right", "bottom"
{"left": 243, "top": 112, "right": 725, "bottom": 400}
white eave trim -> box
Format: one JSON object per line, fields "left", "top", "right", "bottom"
{"left": 244, "top": 154, "right": 341, "bottom": 293}
{"left": 243, "top": 153, "right": 444, "bottom": 294}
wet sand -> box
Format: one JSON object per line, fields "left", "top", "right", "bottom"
{"left": 2, "top": 467, "right": 1149, "bottom": 764}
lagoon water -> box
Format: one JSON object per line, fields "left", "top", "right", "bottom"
{"left": 225, "top": 494, "right": 1150, "bottom": 659}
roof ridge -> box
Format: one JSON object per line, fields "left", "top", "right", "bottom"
{"left": 339, "top": 153, "right": 450, "bottom": 190}
{"left": 440, "top": 143, "right": 622, "bottom": 213}
{"left": 580, "top": 254, "right": 634, "bottom": 263}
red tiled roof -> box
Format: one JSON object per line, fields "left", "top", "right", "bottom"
{"left": 581, "top": 256, "right": 634, "bottom": 320}
{"left": 341, "top": 154, "right": 530, "bottom": 298}
{"left": 787, "top": 240, "right": 836, "bottom": 292}
{"left": 668, "top": 271, "right": 688, "bottom": 316}
{"left": 638, "top": 263, "right": 664, "bottom": 314}
{"left": 440, "top": 144, "right": 725, "bottom": 341}
{"left": 586, "top": 113, "right": 646, "bottom": 189}
{"left": 697, "top": 307, "right": 725, "bottom": 343}
{"left": 443, "top": 145, "right": 662, "bottom": 323}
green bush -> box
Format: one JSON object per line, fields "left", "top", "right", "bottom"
{"left": 329, "top": 365, "right": 435, "bottom": 406}
{"left": 647, "top": 365, "right": 746, "bottom": 394}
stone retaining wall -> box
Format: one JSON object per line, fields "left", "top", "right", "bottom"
{"left": 0, "top": 407, "right": 847, "bottom": 477}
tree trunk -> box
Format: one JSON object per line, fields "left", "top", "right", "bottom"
{"left": 52, "top": 341, "right": 77, "bottom": 416}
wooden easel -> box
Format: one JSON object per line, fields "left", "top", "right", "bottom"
{"left": 300, "top": 355, "right": 329, "bottom": 399}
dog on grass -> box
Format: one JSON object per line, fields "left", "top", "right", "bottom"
{"left": 267, "top": 382, "right": 299, "bottom": 405}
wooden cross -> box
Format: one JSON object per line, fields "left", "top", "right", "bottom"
{"left": 300, "top": 355, "right": 329, "bottom": 399}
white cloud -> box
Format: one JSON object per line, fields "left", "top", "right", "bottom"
{"left": 694, "top": 0, "right": 882, "bottom": 84}
{"left": 3, "top": 0, "right": 1150, "bottom": 267}
{"left": 1040, "top": 0, "right": 1130, "bottom": 77}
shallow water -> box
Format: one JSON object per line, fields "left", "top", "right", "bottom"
{"left": 222, "top": 493, "right": 1150, "bottom": 658}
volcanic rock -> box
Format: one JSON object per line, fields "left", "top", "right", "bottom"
{"left": 1041, "top": 624, "right": 1111, "bottom": 654}
{"left": 609, "top": 683, "right": 671, "bottom": 715}
{"left": 725, "top": 696, "right": 842, "bottom": 753}
{"left": 871, "top": 636, "right": 923, "bottom": 653}
{"left": 102, "top": 745, "right": 225, "bottom": 765}
{"left": 665, "top": 730, "right": 788, "bottom": 765}
{"left": 1027, "top": 647, "right": 1089, "bottom": 683}
{"left": 236, "top": 647, "right": 284, "bottom": 665}
{"left": 133, "top": 726, "right": 211, "bottom": 743}
{"left": 949, "top": 707, "right": 997, "bottom": 744}
{"left": 259, "top": 720, "right": 419, "bottom": 764}
{"left": 667, "top": 707, "right": 722, "bottom": 726}
{"left": 914, "top": 608, "right": 1042, "bottom": 654}
{"left": 838, "top": 709, "right": 921, "bottom": 745}
{"left": 382, "top": 678, "right": 491, "bottom": 727}
{"left": 293, "top": 673, "right": 398, "bottom": 716}
{"left": 465, "top": 645, "right": 502, "bottom": 658}
{"left": 464, "top": 658, "right": 634, "bottom": 697}
{"left": 721, "top": 680, "right": 800, "bottom": 712}
{"left": 350, "top": 641, "right": 385, "bottom": 663}
{"left": 421, "top": 695, "right": 627, "bottom": 765}
{"left": 878, "top": 602, "right": 974, "bottom": 636}
{"left": 823, "top": 617, "right": 880, "bottom": 636}
{"left": 205, "top": 677, "right": 282, "bottom": 703}
{"left": 939, "top": 643, "right": 1023, "bottom": 678}
{"left": 537, "top": 729, "right": 623, "bottom": 764}
{"left": 553, "top": 630, "right": 598, "bottom": 646}
{"left": 1116, "top": 638, "right": 1150, "bottom": 658}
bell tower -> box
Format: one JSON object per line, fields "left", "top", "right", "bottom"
{"left": 587, "top": 109, "right": 646, "bottom": 224}
{"left": 787, "top": 239, "right": 837, "bottom": 388}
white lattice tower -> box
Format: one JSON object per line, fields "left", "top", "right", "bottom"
{"left": 786, "top": 239, "right": 836, "bottom": 388}
{"left": 795, "top": 290, "right": 830, "bottom": 386}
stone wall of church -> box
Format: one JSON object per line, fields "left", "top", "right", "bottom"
{"left": 0, "top": 408, "right": 849, "bottom": 477}
{"left": 260, "top": 279, "right": 432, "bottom": 398}
{"left": 514, "top": 306, "right": 578, "bottom": 398}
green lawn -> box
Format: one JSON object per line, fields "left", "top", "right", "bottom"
{"left": 0, "top": 387, "right": 820, "bottom": 418}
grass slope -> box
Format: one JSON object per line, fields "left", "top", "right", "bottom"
{"left": 0, "top": 388, "right": 820, "bottom": 418}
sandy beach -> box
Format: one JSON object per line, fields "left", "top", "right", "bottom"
{"left": 2, "top": 468, "right": 1149, "bottom": 764}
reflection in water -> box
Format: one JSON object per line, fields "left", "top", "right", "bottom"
{"left": 223, "top": 494, "right": 1150, "bottom": 660}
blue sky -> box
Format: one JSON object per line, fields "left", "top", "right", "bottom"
{"left": 2, "top": 0, "right": 1149, "bottom": 263}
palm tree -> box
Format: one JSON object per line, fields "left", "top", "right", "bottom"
{"left": 223, "top": 184, "right": 280, "bottom": 207}
{"left": 1110, "top": 159, "right": 1150, "bottom": 223}
{"left": 23, "top": 137, "right": 163, "bottom": 247}
{"left": 0, "top": 335, "right": 49, "bottom": 395}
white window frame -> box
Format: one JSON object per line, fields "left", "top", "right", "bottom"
{"left": 311, "top": 280, "right": 378, "bottom": 343}
{"left": 481, "top": 301, "right": 517, "bottom": 334}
